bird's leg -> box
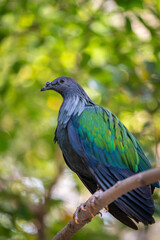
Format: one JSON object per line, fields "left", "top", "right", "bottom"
{"left": 73, "top": 203, "right": 87, "bottom": 224}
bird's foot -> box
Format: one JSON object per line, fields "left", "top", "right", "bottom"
{"left": 86, "top": 189, "right": 103, "bottom": 218}
{"left": 73, "top": 203, "right": 87, "bottom": 224}
{"left": 73, "top": 189, "right": 104, "bottom": 224}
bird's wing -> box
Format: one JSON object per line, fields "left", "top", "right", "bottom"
{"left": 67, "top": 105, "right": 157, "bottom": 225}
{"left": 68, "top": 105, "right": 153, "bottom": 174}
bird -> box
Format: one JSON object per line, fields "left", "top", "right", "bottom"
{"left": 41, "top": 76, "right": 159, "bottom": 230}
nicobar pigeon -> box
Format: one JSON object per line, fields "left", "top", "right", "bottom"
{"left": 41, "top": 76, "right": 159, "bottom": 230}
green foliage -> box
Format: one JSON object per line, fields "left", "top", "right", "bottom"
{"left": 0, "top": 0, "right": 160, "bottom": 239}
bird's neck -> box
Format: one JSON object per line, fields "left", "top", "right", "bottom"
{"left": 58, "top": 95, "right": 94, "bottom": 127}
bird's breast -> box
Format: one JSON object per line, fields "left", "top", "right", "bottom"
{"left": 55, "top": 124, "right": 92, "bottom": 176}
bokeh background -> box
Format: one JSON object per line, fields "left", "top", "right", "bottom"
{"left": 0, "top": 0, "right": 160, "bottom": 239}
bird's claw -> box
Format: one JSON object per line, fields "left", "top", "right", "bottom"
{"left": 73, "top": 190, "right": 104, "bottom": 224}
{"left": 86, "top": 189, "right": 103, "bottom": 218}
{"left": 73, "top": 203, "right": 87, "bottom": 224}
{"left": 80, "top": 203, "right": 87, "bottom": 211}
{"left": 86, "top": 199, "right": 96, "bottom": 218}
{"left": 90, "top": 212, "right": 95, "bottom": 218}
{"left": 105, "top": 206, "right": 109, "bottom": 212}
{"left": 74, "top": 219, "right": 79, "bottom": 224}
{"left": 98, "top": 211, "right": 102, "bottom": 217}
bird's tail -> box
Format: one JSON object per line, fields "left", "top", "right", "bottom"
{"left": 93, "top": 165, "right": 155, "bottom": 228}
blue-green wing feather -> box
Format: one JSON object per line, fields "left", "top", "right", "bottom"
{"left": 70, "top": 105, "right": 155, "bottom": 174}
{"left": 67, "top": 105, "right": 158, "bottom": 225}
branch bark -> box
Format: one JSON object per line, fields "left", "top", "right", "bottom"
{"left": 52, "top": 168, "right": 160, "bottom": 240}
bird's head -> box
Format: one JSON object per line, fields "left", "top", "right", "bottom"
{"left": 41, "top": 76, "right": 90, "bottom": 100}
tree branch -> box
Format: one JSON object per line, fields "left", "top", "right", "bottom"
{"left": 52, "top": 168, "right": 160, "bottom": 240}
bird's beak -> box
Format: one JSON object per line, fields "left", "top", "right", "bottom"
{"left": 41, "top": 81, "right": 53, "bottom": 91}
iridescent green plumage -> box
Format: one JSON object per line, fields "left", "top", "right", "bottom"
{"left": 72, "top": 105, "right": 152, "bottom": 174}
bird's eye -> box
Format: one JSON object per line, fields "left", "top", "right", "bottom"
{"left": 60, "top": 79, "right": 65, "bottom": 84}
